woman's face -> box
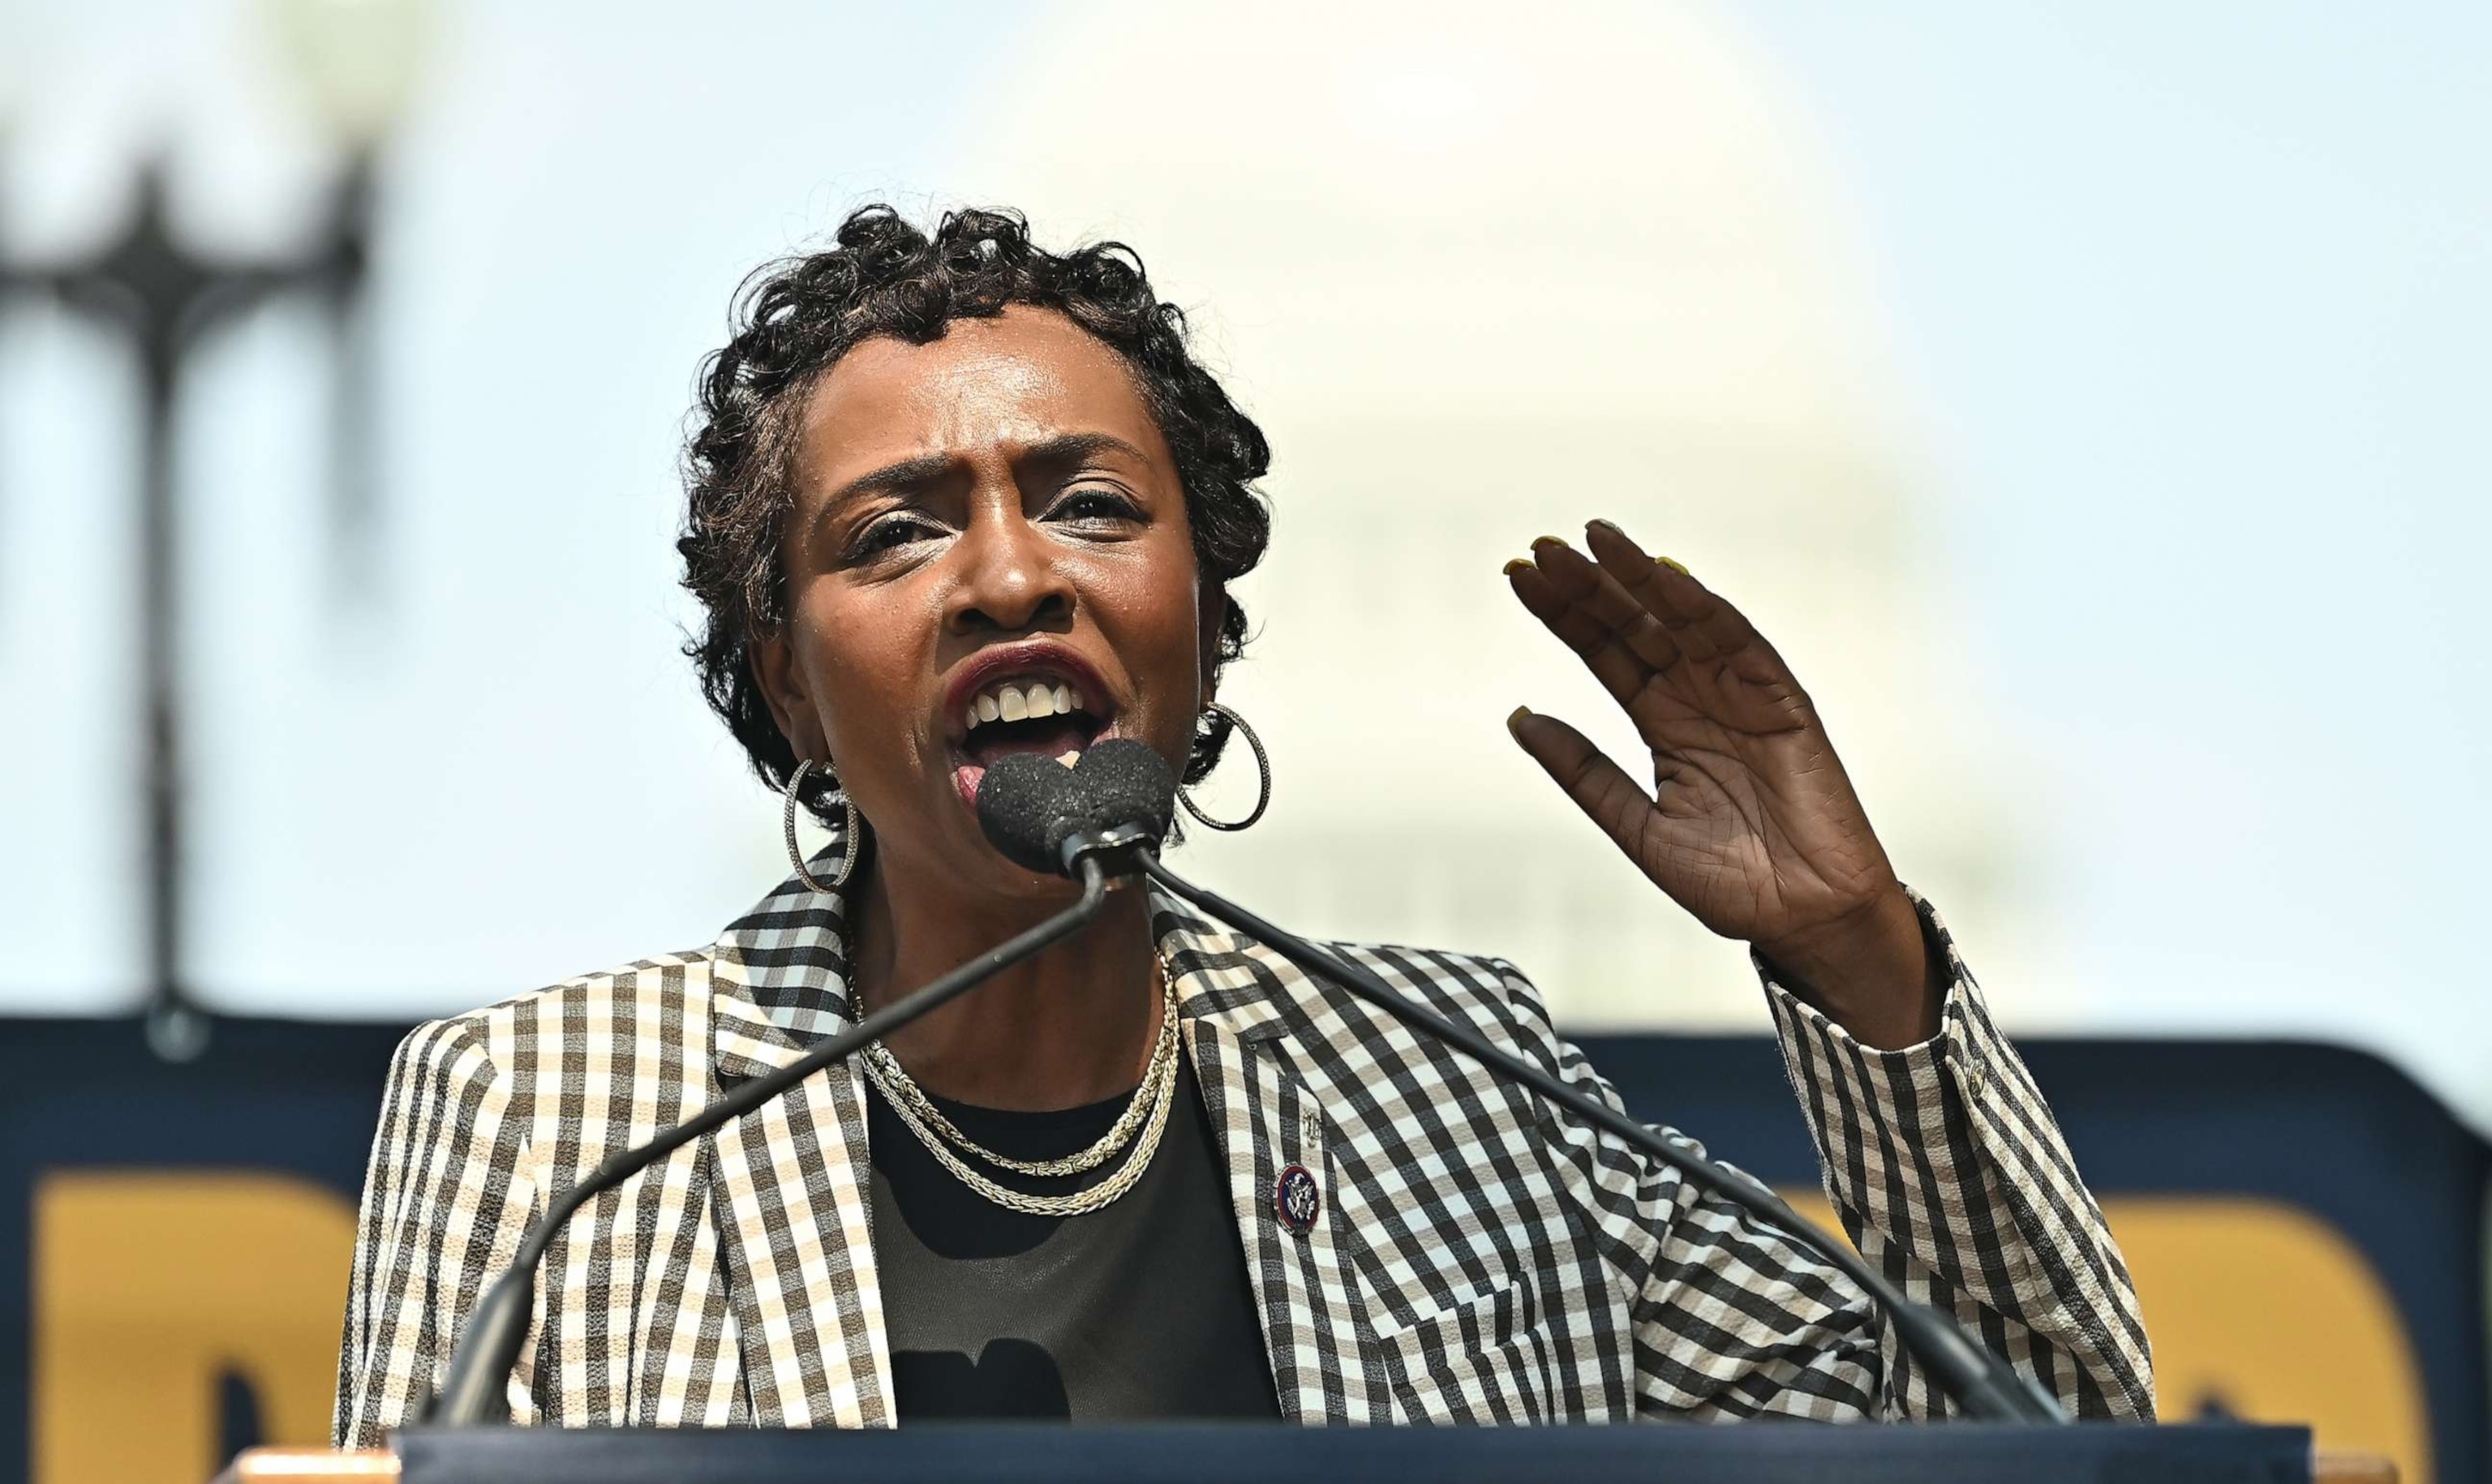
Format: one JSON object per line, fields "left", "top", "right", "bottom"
{"left": 756, "top": 306, "right": 1215, "bottom": 895}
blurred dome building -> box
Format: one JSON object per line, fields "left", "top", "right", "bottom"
{"left": 945, "top": 0, "right": 2033, "bottom": 1028}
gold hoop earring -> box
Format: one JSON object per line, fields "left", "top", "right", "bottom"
{"left": 784, "top": 759, "right": 864, "bottom": 893}
{"left": 1177, "top": 702, "right": 1271, "bottom": 832}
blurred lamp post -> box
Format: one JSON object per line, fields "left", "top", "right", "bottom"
{"left": 0, "top": 0, "right": 431, "bottom": 1058}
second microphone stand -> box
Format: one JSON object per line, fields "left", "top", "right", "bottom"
{"left": 1136, "top": 854, "right": 2069, "bottom": 1425}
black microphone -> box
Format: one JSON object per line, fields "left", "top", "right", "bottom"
{"left": 977, "top": 744, "right": 1175, "bottom": 880}
{"left": 426, "top": 757, "right": 1168, "bottom": 1426}
{"left": 1033, "top": 742, "right": 2064, "bottom": 1423}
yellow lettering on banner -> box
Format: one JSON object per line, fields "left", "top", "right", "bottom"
{"left": 33, "top": 1170, "right": 358, "bottom": 1484}
{"left": 19, "top": 1165, "right": 2436, "bottom": 1482}
{"left": 1777, "top": 1189, "right": 2432, "bottom": 1484}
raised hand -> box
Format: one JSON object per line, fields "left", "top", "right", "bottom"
{"left": 1503, "top": 520, "right": 1939, "bottom": 1048}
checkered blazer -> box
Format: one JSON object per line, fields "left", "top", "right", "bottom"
{"left": 334, "top": 831, "right": 2153, "bottom": 1441}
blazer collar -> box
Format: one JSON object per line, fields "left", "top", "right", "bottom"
{"left": 699, "top": 830, "right": 1374, "bottom": 1426}
{"left": 707, "top": 824, "right": 1302, "bottom": 1079}
{"left": 708, "top": 837, "right": 860, "bottom": 1082}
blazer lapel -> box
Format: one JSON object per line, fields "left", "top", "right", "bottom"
{"left": 706, "top": 836, "right": 893, "bottom": 1428}
{"left": 691, "top": 863, "right": 1400, "bottom": 1426}
{"left": 1158, "top": 890, "right": 1392, "bottom": 1424}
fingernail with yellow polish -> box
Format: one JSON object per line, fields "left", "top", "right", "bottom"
{"left": 1656, "top": 555, "right": 1690, "bottom": 575}
{"left": 1502, "top": 558, "right": 1532, "bottom": 577}
{"left": 1506, "top": 705, "right": 1532, "bottom": 739}
{"left": 1530, "top": 534, "right": 1566, "bottom": 551}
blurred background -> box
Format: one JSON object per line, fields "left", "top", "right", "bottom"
{"left": 0, "top": 1, "right": 2483, "bottom": 1481}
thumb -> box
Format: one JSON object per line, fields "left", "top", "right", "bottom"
{"left": 1506, "top": 706, "right": 1655, "bottom": 860}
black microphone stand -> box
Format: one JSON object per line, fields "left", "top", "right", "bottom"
{"left": 1136, "top": 854, "right": 2069, "bottom": 1425}
{"left": 426, "top": 851, "right": 1125, "bottom": 1426}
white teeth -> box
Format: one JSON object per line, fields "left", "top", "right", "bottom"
{"left": 966, "top": 677, "right": 1093, "bottom": 730}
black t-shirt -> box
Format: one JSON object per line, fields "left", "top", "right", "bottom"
{"left": 863, "top": 1051, "right": 1284, "bottom": 1422}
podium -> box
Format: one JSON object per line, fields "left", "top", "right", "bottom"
{"left": 220, "top": 1423, "right": 2386, "bottom": 1484}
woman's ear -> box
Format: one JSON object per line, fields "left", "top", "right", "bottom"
{"left": 750, "top": 632, "right": 824, "bottom": 762}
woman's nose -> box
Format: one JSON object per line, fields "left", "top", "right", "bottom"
{"left": 942, "top": 510, "right": 1074, "bottom": 636}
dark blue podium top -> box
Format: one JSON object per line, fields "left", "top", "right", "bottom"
{"left": 396, "top": 1422, "right": 2312, "bottom": 1484}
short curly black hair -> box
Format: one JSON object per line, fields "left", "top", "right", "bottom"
{"left": 677, "top": 205, "right": 1272, "bottom": 816}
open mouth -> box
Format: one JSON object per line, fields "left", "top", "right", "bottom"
{"left": 950, "top": 672, "right": 1114, "bottom": 811}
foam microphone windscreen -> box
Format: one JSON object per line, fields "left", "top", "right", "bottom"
{"left": 977, "top": 740, "right": 1178, "bottom": 876}
{"left": 976, "top": 753, "right": 1076, "bottom": 874}
{"left": 1072, "top": 739, "right": 1178, "bottom": 849}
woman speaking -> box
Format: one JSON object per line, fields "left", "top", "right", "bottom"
{"left": 335, "top": 207, "right": 2150, "bottom": 1436}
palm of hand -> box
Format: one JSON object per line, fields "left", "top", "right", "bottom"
{"left": 1506, "top": 522, "right": 1898, "bottom": 950}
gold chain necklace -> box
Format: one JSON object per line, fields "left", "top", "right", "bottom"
{"left": 855, "top": 957, "right": 1182, "bottom": 1218}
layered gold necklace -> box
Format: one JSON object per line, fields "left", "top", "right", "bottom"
{"left": 857, "top": 959, "right": 1182, "bottom": 1219}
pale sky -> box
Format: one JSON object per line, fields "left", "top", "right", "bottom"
{"left": 0, "top": 0, "right": 2483, "bottom": 1128}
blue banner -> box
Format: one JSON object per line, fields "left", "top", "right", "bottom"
{"left": 0, "top": 1019, "right": 2480, "bottom": 1484}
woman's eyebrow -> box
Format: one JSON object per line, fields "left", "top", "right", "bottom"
{"left": 1018, "top": 431, "right": 1151, "bottom": 474}
{"left": 828, "top": 431, "right": 1142, "bottom": 505}
{"left": 828, "top": 451, "right": 956, "bottom": 506}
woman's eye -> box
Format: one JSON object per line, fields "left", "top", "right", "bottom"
{"left": 1051, "top": 487, "right": 1142, "bottom": 525}
{"left": 853, "top": 516, "right": 943, "bottom": 558}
